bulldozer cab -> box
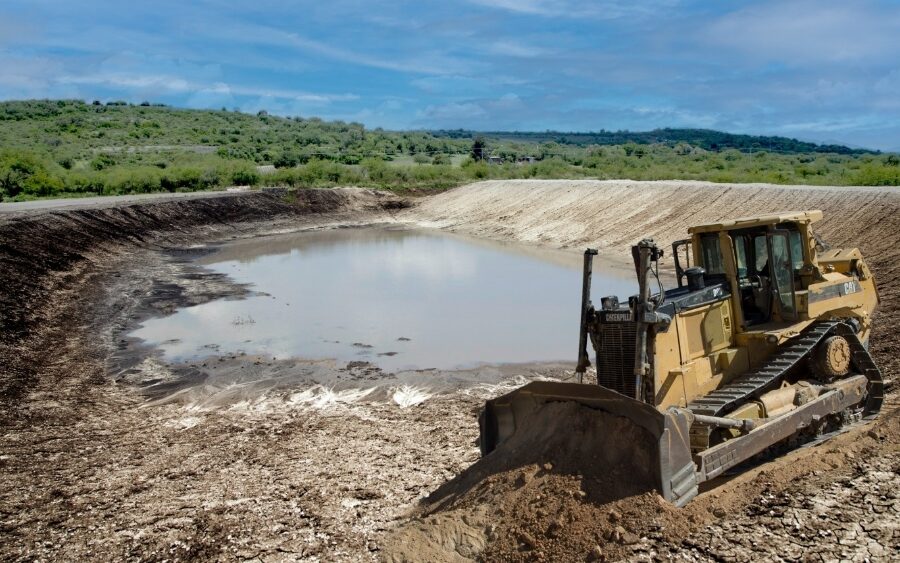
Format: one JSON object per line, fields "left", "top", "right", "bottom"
{"left": 678, "top": 211, "right": 823, "bottom": 331}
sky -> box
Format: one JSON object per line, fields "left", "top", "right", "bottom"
{"left": 1, "top": 0, "right": 899, "bottom": 150}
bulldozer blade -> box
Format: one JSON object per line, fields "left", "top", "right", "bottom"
{"left": 479, "top": 381, "right": 699, "bottom": 507}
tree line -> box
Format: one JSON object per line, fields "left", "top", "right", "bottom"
{"left": 0, "top": 99, "right": 897, "bottom": 201}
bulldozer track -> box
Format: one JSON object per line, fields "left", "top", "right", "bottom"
{"left": 687, "top": 320, "right": 884, "bottom": 419}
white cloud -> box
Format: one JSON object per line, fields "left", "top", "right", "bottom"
{"left": 416, "top": 93, "right": 528, "bottom": 128}
{"left": 467, "top": 0, "right": 679, "bottom": 19}
{"left": 420, "top": 101, "right": 488, "bottom": 121}
{"left": 488, "top": 40, "right": 548, "bottom": 58}
{"left": 58, "top": 73, "right": 193, "bottom": 92}
{"left": 0, "top": 52, "right": 80, "bottom": 99}
{"left": 53, "top": 72, "right": 357, "bottom": 105}
{"left": 197, "top": 22, "right": 478, "bottom": 76}
{"left": 468, "top": 0, "right": 551, "bottom": 15}
{"left": 186, "top": 84, "right": 235, "bottom": 111}
{"left": 705, "top": 0, "right": 900, "bottom": 64}
{"left": 769, "top": 115, "right": 888, "bottom": 134}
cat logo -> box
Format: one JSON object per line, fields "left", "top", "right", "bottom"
{"left": 843, "top": 280, "right": 859, "bottom": 295}
{"left": 605, "top": 312, "right": 632, "bottom": 322}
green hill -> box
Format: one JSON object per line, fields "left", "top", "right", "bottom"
{"left": 0, "top": 99, "right": 897, "bottom": 200}
{"left": 432, "top": 128, "right": 875, "bottom": 155}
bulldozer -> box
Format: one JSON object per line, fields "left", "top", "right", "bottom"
{"left": 479, "top": 211, "right": 883, "bottom": 506}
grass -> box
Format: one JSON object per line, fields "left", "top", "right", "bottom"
{"left": 0, "top": 99, "right": 897, "bottom": 201}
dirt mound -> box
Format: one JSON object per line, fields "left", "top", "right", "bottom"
{"left": 382, "top": 401, "right": 683, "bottom": 562}
{"left": 404, "top": 180, "right": 899, "bottom": 257}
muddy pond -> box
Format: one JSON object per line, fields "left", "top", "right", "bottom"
{"left": 131, "top": 225, "right": 635, "bottom": 372}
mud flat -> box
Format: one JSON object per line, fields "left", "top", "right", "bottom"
{"left": 1, "top": 181, "right": 898, "bottom": 562}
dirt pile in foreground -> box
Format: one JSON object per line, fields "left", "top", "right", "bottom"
{"left": 383, "top": 401, "right": 682, "bottom": 562}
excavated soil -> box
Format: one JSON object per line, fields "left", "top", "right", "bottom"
{"left": 1, "top": 180, "right": 899, "bottom": 562}
{"left": 382, "top": 401, "right": 671, "bottom": 563}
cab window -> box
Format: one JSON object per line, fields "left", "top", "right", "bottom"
{"left": 776, "top": 223, "right": 805, "bottom": 271}
{"left": 754, "top": 235, "right": 768, "bottom": 272}
{"left": 699, "top": 234, "right": 725, "bottom": 275}
{"left": 734, "top": 236, "right": 748, "bottom": 278}
{"left": 789, "top": 231, "right": 804, "bottom": 271}
{"left": 732, "top": 231, "right": 772, "bottom": 279}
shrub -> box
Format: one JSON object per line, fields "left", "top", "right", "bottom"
{"left": 0, "top": 149, "right": 63, "bottom": 199}
{"left": 67, "top": 170, "right": 107, "bottom": 194}
{"left": 90, "top": 153, "right": 117, "bottom": 170}
{"left": 853, "top": 164, "right": 900, "bottom": 186}
{"left": 105, "top": 166, "right": 162, "bottom": 194}
{"left": 159, "top": 166, "right": 219, "bottom": 192}
{"left": 226, "top": 162, "right": 260, "bottom": 186}
{"left": 274, "top": 150, "right": 300, "bottom": 168}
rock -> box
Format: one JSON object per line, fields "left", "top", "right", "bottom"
{"left": 605, "top": 527, "right": 621, "bottom": 542}
{"left": 617, "top": 526, "right": 641, "bottom": 545}
{"left": 517, "top": 470, "right": 534, "bottom": 486}
{"left": 542, "top": 462, "right": 553, "bottom": 472}
{"left": 621, "top": 530, "right": 640, "bottom": 545}
{"left": 713, "top": 507, "right": 727, "bottom": 518}
{"left": 545, "top": 518, "right": 563, "bottom": 538}
{"left": 603, "top": 525, "right": 641, "bottom": 545}
{"left": 519, "top": 531, "right": 537, "bottom": 549}
{"left": 608, "top": 509, "right": 621, "bottom": 523}
{"left": 588, "top": 545, "right": 605, "bottom": 561}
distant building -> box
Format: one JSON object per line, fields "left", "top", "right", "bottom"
{"left": 487, "top": 156, "right": 504, "bottom": 165}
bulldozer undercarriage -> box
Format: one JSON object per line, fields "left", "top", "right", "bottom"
{"left": 689, "top": 320, "right": 883, "bottom": 454}
{"left": 480, "top": 329, "right": 880, "bottom": 506}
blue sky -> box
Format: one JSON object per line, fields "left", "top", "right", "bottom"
{"left": 1, "top": 1, "right": 899, "bottom": 150}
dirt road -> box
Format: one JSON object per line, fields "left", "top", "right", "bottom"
{"left": 1, "top": 181, "right": 897, "bottom": 562}
{"left": 0, "top": 189, "right": 259, "bottom": 216}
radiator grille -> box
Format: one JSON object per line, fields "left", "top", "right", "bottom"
{"left": 595, "top": 321, "right": 637, "bottom": 398}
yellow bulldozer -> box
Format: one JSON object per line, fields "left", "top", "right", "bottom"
{"left": 479, "top": 211, "right": 883, "bottom": 506}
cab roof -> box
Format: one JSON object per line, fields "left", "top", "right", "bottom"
{"left": 688, "top": 210, "right": 823, "bottom": 234}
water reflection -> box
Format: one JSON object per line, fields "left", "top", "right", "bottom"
{"left": 132, "top": 226, "right": 636, "bottom": 371}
